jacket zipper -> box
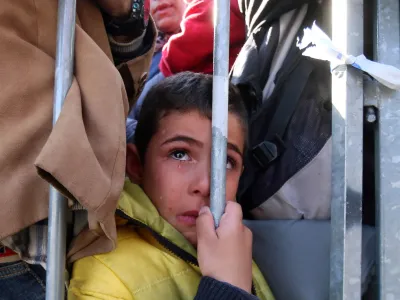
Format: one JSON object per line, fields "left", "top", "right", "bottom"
{"left": 115, "top": 209, "right": 257, "bottom": 295}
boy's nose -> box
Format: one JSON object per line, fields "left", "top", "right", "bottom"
{"left": 189, "top": 163, "right": 210, "bottom": 199}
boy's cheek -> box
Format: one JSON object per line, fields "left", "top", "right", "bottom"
{"left": 162, "top": 160, "right": 197, "bottom": 176}
{"left": 226, "top": 173, "right": 241, "bottom": 199}
{"left": 226, "top": 191, "right": 238, "bottom": 202}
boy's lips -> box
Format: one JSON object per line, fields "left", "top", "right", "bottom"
{"left": 176, "top": 210, "right": 199, "bottom": 226}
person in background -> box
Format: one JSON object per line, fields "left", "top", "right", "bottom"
{"left": 0, "top": 0, "right": 155, "bottom": 298}
{"left": 125, "top": 0, "right": 186, "bottom": 142}
{"left": 148, "top": 0, "right": 186, "bottom": 80}
{"left": 159, "top": 0, "right": 245, "bottom": 76}
{"left": 126, "top": 0, "right": 246, "bottom": 143}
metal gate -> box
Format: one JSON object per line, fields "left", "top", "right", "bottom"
{"left": 46, "top": 0, "right": 400, "bottom": 299}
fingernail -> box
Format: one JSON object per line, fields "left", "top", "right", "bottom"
{"left": 199, "top": 206, "right": 208, "bottom": 215}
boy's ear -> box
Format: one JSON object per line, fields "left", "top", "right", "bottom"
{"left": 126, "top": 144, "right": 143, "bottom": 184}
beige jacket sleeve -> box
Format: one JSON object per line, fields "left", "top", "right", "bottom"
{"left": 0, "top": 0, "right": 155, "bottom": 261}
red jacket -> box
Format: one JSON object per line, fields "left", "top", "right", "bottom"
{"left": 160, "top": 0, "right": 245, "bottom": 76}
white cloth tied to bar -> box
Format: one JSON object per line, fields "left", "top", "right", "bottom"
{"left": 297, "top": 22, "right": 400, "bottom": 91}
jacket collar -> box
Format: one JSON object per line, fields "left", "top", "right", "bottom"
{"left": 118, "top": 180, "right": 197, "bottom": 259}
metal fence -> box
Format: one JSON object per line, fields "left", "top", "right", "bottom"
{"left": 46, "top": 0, "right": 76, "bottom": 299}
{"left": 330, "top": 0, "right": 400, "bottom": 299}
{"left": 46, "top": 0, "right": 400, "bottom": 299}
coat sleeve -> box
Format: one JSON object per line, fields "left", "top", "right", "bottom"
{"left": 194, "top": 277, "right": 260, "bottom": 300}
{"left": 159, "top": 0, "right": 214, "bottom": 76}
{"left": 159, "top": 0, "right": 245, "bottom": 76}
{"left": 113, "top": 18, "right": 157, "bottom": 111}
{"left": 68, "top": 256, "right": 134, "bottom": 300}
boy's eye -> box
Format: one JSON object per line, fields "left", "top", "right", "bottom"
{"left": 170, "top": 150, "right": 190, "bottom": 161}
{"left": 226, "top": 157, "right": 236, "bottom": 170}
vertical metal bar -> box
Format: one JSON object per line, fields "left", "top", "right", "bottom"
{"left": 330, "top": 0, "right": 364, "bottom": 299}
{"left": 374, "top": 0, "right": 400, "bottom": 298}
{"left": 46, "top": 0, "right": 76, "bottom": 299}
{"left": 210, "top": 0, "right": 230, "bottom": 227}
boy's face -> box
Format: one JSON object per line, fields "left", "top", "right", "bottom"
{"left": 127, "top": 110, "right": 245, "bottom": 246}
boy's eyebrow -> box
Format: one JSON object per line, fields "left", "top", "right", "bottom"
{"left": 161, "top": 135, "right": 203, "bottom": 147}
{"left": 162, "top": 135, "right": 243, "bottom": 158}
{"left": 227, "top": 142, "right": 243, "bottom": 159}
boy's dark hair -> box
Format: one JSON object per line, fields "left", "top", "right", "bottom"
{"left": 134, "top": 72, "right": 248, "bottom": 162}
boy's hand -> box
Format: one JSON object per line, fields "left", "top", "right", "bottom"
{"left": 96, "top": 0, "right": 132, "bottom": 17}
{"left": 196, "top": 202, "right": 253, "bottom": 293}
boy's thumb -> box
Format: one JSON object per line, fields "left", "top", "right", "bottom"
{"left": 196, "top": 206, "right": 217, "bottom": 242}
{"left": 199, "top": 206, "right": 211, "bottom": 216}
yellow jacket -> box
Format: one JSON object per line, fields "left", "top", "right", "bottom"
{"left": 68, "top": 181, "right": 274, "bottom": 300}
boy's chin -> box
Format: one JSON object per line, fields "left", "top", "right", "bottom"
{"left": 171, "top": 221, "right": 198, "bottom": 247}
{"left": 182, "top": 231, "right": 198, "bottom": 247}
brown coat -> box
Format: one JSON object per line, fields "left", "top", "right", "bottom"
{"left": 0, "top": 0, "right": 155, "bottom": 261}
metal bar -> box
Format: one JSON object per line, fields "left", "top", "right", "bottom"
{"left": 210, "top": 0, "right": 230, "bottom": 227}
{"left": 374, "top": 0, "right": 400, "bottom": 298}
{"left": 46, "top": 0, "right": 77, "bottom": 299}
{"left": 329, "top": 0, "right": 364, "bottom": 299}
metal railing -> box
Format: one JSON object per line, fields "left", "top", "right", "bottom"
{"left": 210, "top": 0, "right": 231, "bottom": 227}
{"left": 46, "top": 0, "right": 76, "bottom": 299}
{"left": 330, "top": 0, "right": 400, "bottom": 299}
{"left": 45, "top": 0, "right": 400, "bottom": 299}
{"left": 374, "top": 0, "right": 400, "bottom": 298}
{"left": 329, "top": 0, "right": 364, "bottom": 298}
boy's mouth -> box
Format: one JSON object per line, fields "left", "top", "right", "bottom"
{"left": 176, "top": 211, "right": 199, "bottom": 226}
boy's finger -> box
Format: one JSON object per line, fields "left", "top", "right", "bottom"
{"left": 219, "top": 201, "right": 243, "bottom": 226}
{"left": 196, "top": 206, "right": 217, "bottom": 243}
